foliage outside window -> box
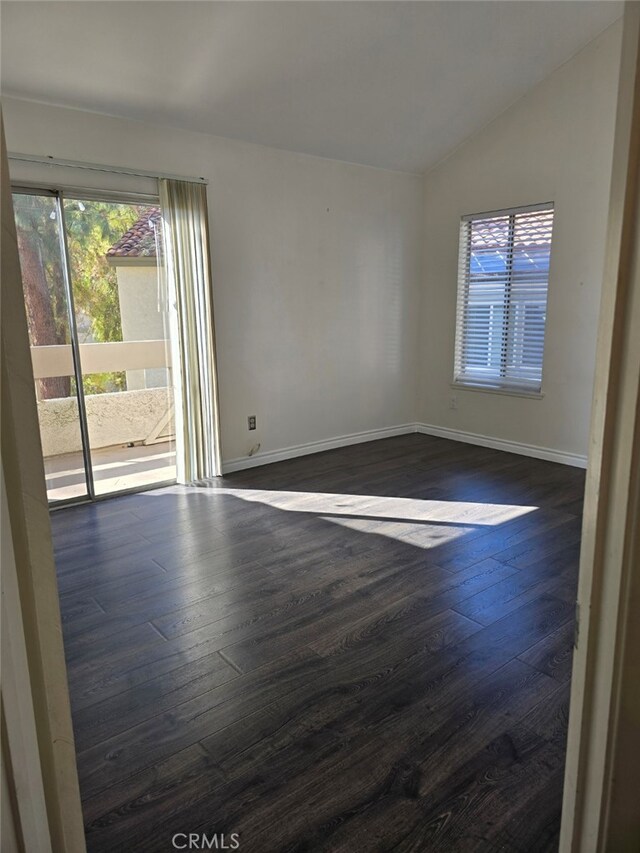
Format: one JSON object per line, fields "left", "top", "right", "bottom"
{"left": 13, "top": 195, "right": 153, "bottom": 397}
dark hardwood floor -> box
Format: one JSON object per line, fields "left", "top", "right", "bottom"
{"left": 51, "top": 434, "right": 584, "bottom": 852}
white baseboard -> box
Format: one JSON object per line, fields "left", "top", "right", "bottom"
{"left": 221, "top": 420, "right": 587, "bottom": 474}
{"left": 416, "top": 422, "right": 588, "bottom": 468}
{"left": 221, "top": 423, "right": 420, "bottom": 474}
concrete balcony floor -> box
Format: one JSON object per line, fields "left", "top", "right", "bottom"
{"left": 45, "top": 441, "right": 176, "bottom": 502}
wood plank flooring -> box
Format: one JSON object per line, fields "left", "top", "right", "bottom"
{"left": 51, "top": 434, "right": 584, "bottom": 852}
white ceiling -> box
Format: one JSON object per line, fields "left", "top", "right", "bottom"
{"left": 1, "top": 1, "right": 622, "bottom": 174}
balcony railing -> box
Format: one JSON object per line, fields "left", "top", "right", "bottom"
{"left": 31, "top": 340, "right": 175, "bottom": 458}
{"left": 31, "top": 339, "right": 170, "bottom": 378}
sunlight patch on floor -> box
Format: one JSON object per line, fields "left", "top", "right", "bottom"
{"left": 133, "top": 485, "right": 539, "bottom": 550}
{"left": 320, "top": 515, "right": 476, "bottom": 548}
{"left": 214, "top": 488, "right": 538, "bottom": 526}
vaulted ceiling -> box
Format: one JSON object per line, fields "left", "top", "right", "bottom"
{"left": 1, "top": 1, "right": 622, "bottom": 173}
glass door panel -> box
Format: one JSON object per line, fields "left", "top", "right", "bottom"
{"left": 12, "top": 191, "right": 89, "bottom": 504}
{"left": 63, "top": 197, "right": 176, "bottom": 496}
{"left": 13, "top": 189, "right": 177, "bottom": 504}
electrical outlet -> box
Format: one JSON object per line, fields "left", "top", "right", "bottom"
{"left": 449, "top": 395, "right": 458, "bottom": 410}
{"left": 248, "top": 415, "right": 257, "bottom": 430}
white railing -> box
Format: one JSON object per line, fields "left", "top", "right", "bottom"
{"left": 30, "top": 339, "right": 170, "bottom": 378}
{"left": 30, "top": 341, "right": 175, "bottom": 457}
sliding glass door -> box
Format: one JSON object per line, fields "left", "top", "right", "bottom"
{"left": 12, "top": 188, "right": 177, "bottom": 504}
{"left": 12, "top": 190, "right": 89, "bottom": 502}
{"left": 63, "top": 195, "right": 176, "bottom": 498}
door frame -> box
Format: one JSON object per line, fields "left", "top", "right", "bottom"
{"left": 559, "top": 3, "right": 640, "bottom": 850}
{"left": 1, "top": 115, "right": 87, "bottom": 851}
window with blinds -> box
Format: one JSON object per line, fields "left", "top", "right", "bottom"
{"left": 454, "top": 203, "right": 554, "bottom": 394}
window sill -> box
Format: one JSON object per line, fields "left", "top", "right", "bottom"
{"left": 451, "top": 382, "right": 544, "bottom": 400}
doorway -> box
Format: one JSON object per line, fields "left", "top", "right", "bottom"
{"left": 12, "top": 187, "right": 177, "bottom": 504}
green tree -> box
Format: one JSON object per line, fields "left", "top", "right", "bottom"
{"left": 64, "top": 200, "right": 146, "bottom": 342}
{"left": 64, "top": 199, "right": 149, "bottom": 393}
{"left": 13, "top": 193, "right": 152, "bottom": 397}
{"left": 13, "top": 193, "right": 71, "bottom": 399}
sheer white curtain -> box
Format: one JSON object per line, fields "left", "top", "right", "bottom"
{"left": 159, "top": 179, "right": 222, "bottom": 482}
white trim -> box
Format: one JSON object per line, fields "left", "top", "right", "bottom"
{"left": 221, "top": 424, "right": 420, "bottom": 474}
{"left": 451, "top": 382, "right": 545, "bottom": 400}
{"left": 416, "top": 423, "right": 587, "bottom": 468}
{"left": 8, "top": 151, "right": 207, "bottom": 185}
{"left": 221, "top": 420, "right": 586, "bottom": 474}
{"left": 461, "top": 200, "right": 554, "bottom": 221}
{"left": 12, "top": 182, "right": 158, "bottom": 206}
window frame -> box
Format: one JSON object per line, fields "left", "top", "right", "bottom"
{"left": 453, "top": 202, "right": 554, "bottom": 396}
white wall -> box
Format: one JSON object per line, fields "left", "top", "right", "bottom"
{"left": 417, "top": 22, "right": 622, "bottom": 463}
{"left": 116, "top": 264, "right": 169, "bottom": 389}
{"left": 4, "top": 97, "right": 423, "bottom": 465}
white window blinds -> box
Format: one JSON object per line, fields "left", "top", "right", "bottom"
{"left": 454, "top": 203, "right": 554, "bottom": 394}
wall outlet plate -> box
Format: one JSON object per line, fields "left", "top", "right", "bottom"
{"left": 248, "top": 415, "right": 257, "bottom": 430}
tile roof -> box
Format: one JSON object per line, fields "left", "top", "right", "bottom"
{"left": 106, "top": 207, "right": 162, "bottom": 259}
